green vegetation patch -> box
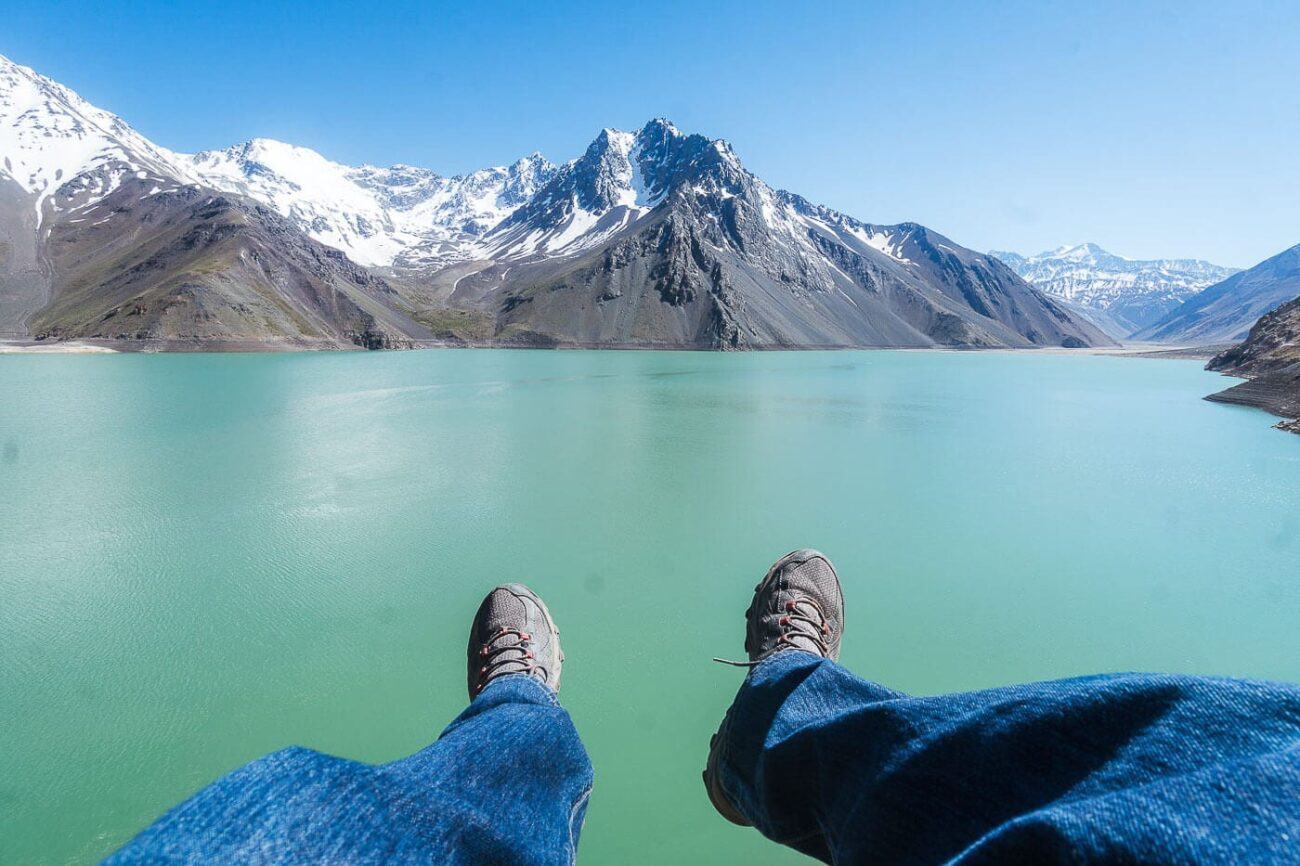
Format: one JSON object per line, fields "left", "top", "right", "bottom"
{"left": 410, "top": 307, "right": 495, "bottom": 341}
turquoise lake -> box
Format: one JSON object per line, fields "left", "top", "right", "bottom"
{"left": 2, "top": 349, "right": 1299, "bottom": 864}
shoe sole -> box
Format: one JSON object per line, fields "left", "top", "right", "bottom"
{"left": 703, "top": 727, "right": 752, "bottom": 826}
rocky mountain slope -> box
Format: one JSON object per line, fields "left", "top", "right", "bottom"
{"left": 440, "top": 121, "right": 1110, "bottom": 348}
{"left": 990, "top": 244, "right": 1236, "bottom": 338}
{"left": 0, "top": 53, "right": 1110, "bottom": 350}
{"left": 1205, "top": 294, "right": 1300, "bottom": 432}
{"left": 30, "top": 175, "right": 434, "bottom": 348}
{"left": 1133, "top": 243, "right": 1300, "bottom": 345}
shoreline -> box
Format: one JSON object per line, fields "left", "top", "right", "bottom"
{"left": 1204, "top": 372, "right": 1300, "bottom": 434}
{"left": 0, "top": 340, "right": 119, "bottom": 354}
{"left": 0, "top": 337, "right": 1222, "bottom": 357}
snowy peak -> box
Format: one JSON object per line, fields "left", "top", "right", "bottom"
{"left": 183, "top": 137, "right": 558, "bottom": 267}
{"left": 484, "top": 118, "right": 767, "bottom": 260}
{"left": 0, "top": 54, "right": 191, "bottom": 224}
{"left": 484, "top": 116, "right": 940, "bottom": 277}
{"left": 1052, "top": 242, "right": 1112, "bottom": 261}
{"left": 574, "top": 122, "right": 674, "bottom": 212}
{"left": 990, "top": 243, "right": 1239, "bottom": 336}
{"left": 187, "top": 138, "right": 413, "bottom": 266}
{"left": 483, "top": 121, "right": 691, "bottom": 259}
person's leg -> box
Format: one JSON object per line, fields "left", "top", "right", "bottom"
{"left": 374, "top": 671, "right": 592, "bottom": 864}
{"left": 704, "top": 550, "right": 1300, "bottom": 865}
{"left": 107, "top": 584, "right": 592, "bottom": 866}
{"left": 715, "top": 651, "right": 1300, "bottom": 864}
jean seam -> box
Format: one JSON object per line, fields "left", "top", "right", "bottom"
{"left": 566, "top": 784, "right": 593, "bottom": 866}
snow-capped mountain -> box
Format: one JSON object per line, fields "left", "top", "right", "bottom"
{"left": 990, "top": 243, "right": 1238, "bottom": 337}
{"left": 187, "top": 140, "right": 557, "bottom": 268}
{"left": 446, "top": 119, "right": 1110, "bottom": 349}
{"left": 0, "top": 54, "right": 196, "bottom": 229}
{"left": 1136, "top": 243, "right": 1300, "bottom": 345}
{"left": 0, "top": 54, "right": 557, "bottom": 269}
{"left": 482, "top": 125, "right": 672, "bottom": 260}
{"left": 0, "top": 52, "right": 1111, "bottom": 350}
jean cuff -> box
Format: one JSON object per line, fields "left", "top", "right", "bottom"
{"left": 476, "top": 673, "right": 561, "bottom": 708}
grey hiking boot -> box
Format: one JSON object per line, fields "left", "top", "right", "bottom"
{"left": 742, "top": 548, "right": 844, "bottom": 663}
{"left": 703, "top": 549, "right": 845, "bottom": 826}
{"left": 467, "top": 584, "right": 564, "bottom": 700}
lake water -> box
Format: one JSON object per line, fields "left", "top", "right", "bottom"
{"left": 3, "top": 349, "right": 1299, "bottom": 864}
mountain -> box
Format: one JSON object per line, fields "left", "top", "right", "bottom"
{"left": 1133, "top": 244, "right": 1300, "bottom": 345}
{"left": 187, "top": 140, "right": 557, "bottom": 269}
{"left": 0, "top": 56, "right": 441, "bottom": 347}
{"left": 1205, "top": 294, "right": 1300, "bottom": 432}
{"left": 29, "top": 178, "right": 432, "bottom": 348}
{"left": 0, "top": 53, "right": 1110, "bottom": 351}
{"left": 441, "top": 121, "right": 1110, "bottom": 348}
{"left": 0, "top": 54, "right": 193, "bottom": 334}
{"left": 989, "top": 244, "right": 1237, "bottom": 338}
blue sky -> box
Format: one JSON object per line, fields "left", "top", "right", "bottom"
{"left": 7, "top": 0, "right": 1298, "bottom": 267}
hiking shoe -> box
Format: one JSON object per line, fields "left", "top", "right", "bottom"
{"left": 743, "top": 548, "right": 844, "bottom": 663}
{"left": 703, "top": 549, "right": 845, "bottom": 826}
{"left": 467, "top": 584, "right": 563, "bottom": 700}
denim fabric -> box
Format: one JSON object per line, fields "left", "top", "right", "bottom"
{"left": 105, "top": 675, "right": 592, "bottom": 865}
{"left": 711, "top": 650, "right": 1300, "bottom": 865}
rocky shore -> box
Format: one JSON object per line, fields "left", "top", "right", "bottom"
{"left": 1205, "top": 295, "right": 1300, "bottom": 433}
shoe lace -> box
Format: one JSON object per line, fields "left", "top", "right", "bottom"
{"left": 713, "top": 596, "right": 830, "bottom": 666}
{"left": 473, "top": 628, "right": 537, "bottom": 696}
{"left": 776, "top": 597, "right": 831, "bottom": 654}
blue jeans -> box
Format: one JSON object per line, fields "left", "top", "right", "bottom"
{"left": 105, "top": 676, "right": 592, "bottom": 865}
{"left": 712, "top": 651, "right": 1300, "bottom": 864}
{"left": 108, "top": 654, "right": 1300, "bottom": 865}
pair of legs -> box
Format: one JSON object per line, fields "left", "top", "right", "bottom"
{"left": 108, "top": 551, "right": 1300, "bottom": 865}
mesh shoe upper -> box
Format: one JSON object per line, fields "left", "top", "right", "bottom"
{"left": 744, "top": 549, "right": 844, "bottom": 662}
{"left": 467, "top": 584, "right": 563, "bottom": 699}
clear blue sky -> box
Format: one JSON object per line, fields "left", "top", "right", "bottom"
{"left": 7, "top": 0, "right": 1298, "bottom": 267}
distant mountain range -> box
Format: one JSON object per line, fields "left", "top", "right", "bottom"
{"left": 0, "top": 53, "right": 1109, "bottom": 350}
{"left": 1134, "top": 243, "right": 1300, "bottom": 345}
{"left": 989, "top": 244, "right": 1237, "bottom": 338}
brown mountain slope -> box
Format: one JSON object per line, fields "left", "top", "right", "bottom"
{"left": 29, "top": 174, "right": 436, "bottom": 349}
{"left": 434, "top": 134, "right": 1112, "bottom": 350}
{"left": 1206, "top": 294, "right": 1300, "bottom": 432}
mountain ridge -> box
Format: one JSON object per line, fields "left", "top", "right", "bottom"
{"left": 0, "top": 52, "right": 1111, "bottom": 351}
{"left": 990, "top": 244, "right": 1237, "bottom": 338}
{"left": 1133, "top": 243, "right": 1300, "bottom": 345}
